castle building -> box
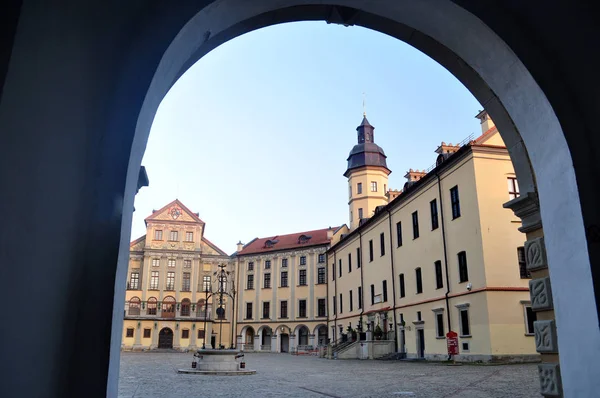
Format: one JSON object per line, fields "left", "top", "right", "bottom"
{"left": 327, "top": 111, "right": 537, "bottom": 361}
{"left": 122, "top": 200, "right": 235, "bottom": 351}
{"left": 232, "top": 226, "right": 347, "bottom": 353}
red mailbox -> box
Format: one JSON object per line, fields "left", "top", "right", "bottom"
{"left": 446, "top": 331, "right": 459, "bottom": 356}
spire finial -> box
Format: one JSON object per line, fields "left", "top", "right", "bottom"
{"left": 362, "top": 92, "right": 366, "bottom": 117}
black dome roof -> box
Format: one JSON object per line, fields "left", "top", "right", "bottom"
{"left": 344, "top": 116, "right": 390, "bottom": 177}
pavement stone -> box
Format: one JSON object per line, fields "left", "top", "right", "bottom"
{"left": 118, "top": 352, "right": 539, "bottom": 397}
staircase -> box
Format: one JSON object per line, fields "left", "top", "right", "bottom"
{"left": 328, "top": 340, "right": 355, "bottom": 358}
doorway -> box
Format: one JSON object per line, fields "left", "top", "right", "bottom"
{"left": 417, "top": 329, "right": 425, "bottom": 358}
{"left": 280, "top": 334, "right": 289, "bottom": 353}
{"left": 210, "top": 335, "right": 216, "bottom": 349}
{"left": 158, "top": 328, "right": 173, "bottom": 349}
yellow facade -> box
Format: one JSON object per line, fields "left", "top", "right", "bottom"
{"left": 122, "top": 199, "right": 235, "bottom": 351}
{"left": 328, "top": 112, "right": 538, "bottom": 362}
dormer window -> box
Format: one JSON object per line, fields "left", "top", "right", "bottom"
{"left": 298, "top": 235, "right": 312, "bottom": 244}
{"left": 264, "top": 239, "right": 279, "bottom": 248}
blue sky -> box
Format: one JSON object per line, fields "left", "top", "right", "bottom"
{"left": 132, "top": 22, "right": 482, "bottom": 254}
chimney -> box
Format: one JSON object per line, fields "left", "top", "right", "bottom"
{"left": 236, "top": 241, "right": 244, "bottom": 252}
{"left": 404, "top": 168, "right": 427, "bottom": 182}
{"left": 475, "top": 109, "right": 495, "bottom": 134}
{"left": 327, "top": 227, "right": 333, "bottom": 240}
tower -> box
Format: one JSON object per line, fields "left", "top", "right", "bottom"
{"left": 344, "top": 115, "right": 391, "bottom": 230}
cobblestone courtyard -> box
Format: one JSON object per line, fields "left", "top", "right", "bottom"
{"left": 119, "top": 352, "right": 539, "bottom": 397}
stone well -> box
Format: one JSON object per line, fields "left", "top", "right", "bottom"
{"left": 177, "top": 349, "right": 256, "bottom": 375}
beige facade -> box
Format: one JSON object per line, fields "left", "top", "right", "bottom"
{"left": 233, "top": 226, "right": 347, "bottom": 352}
{"left": 122, "top": 200, "right": 235, "bottom": 351}
{"left": 328, "top": 112, "right": 538, "bottom": 362}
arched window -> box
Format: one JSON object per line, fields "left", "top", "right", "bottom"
{"left": 147, "top": 297, "right": 157, "bottom": 315}
{"left": 128, "top": 297, "right": 141, "bottom": 316}
{"left": 162, "top": 296, "right": 176, "bottom": 318}
{"left": 181, "top": 298, "right": 191, "bottom": 316}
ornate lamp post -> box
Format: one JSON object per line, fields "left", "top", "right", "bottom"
{"left": 201, "top": 263, "right": 236, "bottom": 350}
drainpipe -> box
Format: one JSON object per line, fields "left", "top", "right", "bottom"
{"left": 333, "top": 250, "right": 338, "bottom": 344}
{"left": 358, "top": 231, "right": 365, "bottom": 336}
{"left": 437, "top": 172, "right": 452, "bottom": 360}
{"left": 387, "top": 210, "right": 398, "bottom": 352}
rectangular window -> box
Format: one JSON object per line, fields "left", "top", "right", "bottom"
{"left": 416, "top": 268, "right": 423, "bottom": 294}
{"left": 280, "top": 301, "right": 288, "bottom": 318}
{"left": 332, "top": 263, "right": 335, "bottom": 281}
{"left": 349, "top": 290, "right": 353, "bottom": 312}
{"left": 246, "top": 303, "right": 253, "bottom": 319}
{"left": 399, "top": 273, "right": 405, "bottom": 298}
{"left": 198, "top": 330, "right": 205, "bottom": 339}
{"left": 281, "top": 258, "right": 288, "bottom": 267}
{"left": 152, "top": 258, "right": 160, "bottom": 267}
{"left": 318, "top": 268, "right": 326, "bottom": 284}
{"left": 169, "top": 230, "right": 178, "bottom": 241}
{"left": 458, "top": 251, "right": 469, "bottom": 283}
{"left": 129, "top": 272, "right": 139, "bottom": 290}
{"left": 247, "top": 274, "right": 254, "bottom": 290}
{"left": 166, "top": 272, "right": 175, "bottom": 290}
{"left": 356, "top": 247, "right": 361, "bottom": 268}
{"left": 357, "top": 183, "right": 363, "bottom": 194}
{"left": 126, "top": 328, "right": 134, "bottom": 338}
{"left": 508, "top": 177, "right": 520, "bottom": 200}
{"left": 299, "top": 300, "right": 307, "bottom": 318}
{"left": 348, "top": 253, "right": 352, "bottom": 272}
{"left": 168, "top": 258, "right": 176, "bottom": 268}
{"left": 450, "top": 186, "right": 461, "bottom": 219}
{"left": 349, "top": 185, "right": 352, "bottom": 199}
{"left": 263, "top": 302, "right": 270, "bottom": 319}
{"left": 358, "top": 208, "right": 364, "bottom": 219}
{"left": 430, "top": 199, "right": 439, "bottom": 230}
{"left": 371, "top": 181, "right": 377, "bottom": 192}
{"left": 182, "top": 329, "right": 189, "bottom": 339}
{"left": 460, "top": 308, "right": 471, "bottom": 336}
{"left": 382, "top": 280, "right": 388, "bottom": 302}
{"left": 332, "top": 296, "right": 337, "bottom": 315}
{"left": 183, "top": 259, "right": 191, "bottom": 268}
{"left": 396, "top": 221, "right": 403, "bottom": 247}
{"left": 518, "top": 247, "right": 531, "bottom": 279}
{"left": 339, "top": 294, "right": 343, "bottom": 314}
{"left": 248, "top": 262, "right": 254, "bottom": 271}
{"left": 436, "top": 313, "right": 445, "bottom": 338}
{"left": 412, "top": 211, "right": 419, "bottom": 239}
{"left": 435, "top": 261, "right": 443, "bottom": 289}
{"left": 417, "top": 311, "right": 422, "bottom": 321}
{"left": 380, "top": 232, "right": 385, "bottom": 256}
{"left": 318, "top": 254, "right": 325, "bottom": 263}
{"left": 202, "top": 275, "right": 211, "bottom": 292}
{"left": 525, "top": 305, "right": 537, "bottom": 335}
{"left": 154, "top": 230, "right": 163, "bottom": 240}
{"left": 143, "top": 328, "right": 151, "bottom": 338}
{"left": 263, "top": 273, "right": 271, "bottom": 289}
{"left": 185, "top": 232, "right": 193, "bottom": 242}
{"left": 150, "top": 271, "right": 159, "bottom": 290}
{"left": 265, "top": 260, "right": 271, "bottom": 269}
{"left": 318, "top": 298, "right": 326, "bottom": 317}
{"left": 299, "top": 269, "right": 307, "bottom": 286}
{"left": 182, "top": 272, "right": 191, "bottom": 291}
{"left": 370, "top": 284, "right": 375, "bottom": 305}
{"left": 300, "top": 256, "right": 307, "bottom": 266}
{"left": 281, "top": 271, "right": 288, "bottom": 287}
{"left": 358, "top": 286, "right": 362, "bottom": 309}
{"left": 369, "top": 240, "right": 374, "bottom": 262}
{"left": 339, "top": 259, "right": 342, "bottom": 278}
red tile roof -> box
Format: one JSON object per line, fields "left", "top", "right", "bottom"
{"left": 237, "top": 227, "right": 338, "bottom": 255}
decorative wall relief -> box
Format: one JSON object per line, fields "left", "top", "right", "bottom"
{"left": 534, "top": 320, "right": 558, "bottom": 353}
{"left": 538, "top": 363, "right": 562, "bottom": 397}
{"left": 525, "top": 236, "right": 548, "bottom": 271}
{"left": 530, "top": 276, "right": 553, "bottom": 311}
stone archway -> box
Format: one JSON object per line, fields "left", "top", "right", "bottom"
{"left": 2, "top": 2, "right": 599, "bottom": 397}
{"left": 158, "top": 328, "right": 173, "bottom": 349}
{"left": 314, "top": 324, "right": 328, "bottom": 346}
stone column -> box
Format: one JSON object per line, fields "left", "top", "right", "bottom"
{"left": 271, "top": 335, "right": 278, "bottom": 352}
{"left": 254, "top": 335, "right": 260, "bottom": 352}
{"left": 174, "top": 323, "right": 181, "bottom": 350}
{"left": 205, "top": 321, "right": 213, "bottom": 349}
{"left": 190, "top": 324, "right": 197, "bottom": 350}
{"left": 237, "top": 335, "right": 243, "bottom": 350}
{"left": 290, "top": 334, "right": 297, "bottom": 352}
{"left": 505, "top": 192, "right": 562, "bottom": 397}
{"left": 309, "top": 334, "right": 316, "bottom": 348}
{"left": 151, "top": 322, "right": 159, "bottom": 349}
{"left": 133, "top": 321, "right": 142, "bottom": 350}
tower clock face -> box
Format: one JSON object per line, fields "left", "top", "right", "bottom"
{"left": 169, "top": 207, "right": 182, "bottom": 220}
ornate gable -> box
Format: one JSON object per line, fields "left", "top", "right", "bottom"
{"left": 200, "top": 237, "right": 228, "bottom": 256}
{"left": 145, "top": 199, "right": 205, "bottom": 225}
{"left": 130, "top": 235, "right": 146, "bottom": 252}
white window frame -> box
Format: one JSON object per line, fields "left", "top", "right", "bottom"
{"left": 432, "top": 308, "right": 445, "bottom": 338}
{"left": 152, "top": 258, "right": 160, "bottom": 267}
{"left": 521, "top": 300, "right": 536, "bottom": 336}
{"left": 456, "top": 303, "right": 471, "bottom": 338}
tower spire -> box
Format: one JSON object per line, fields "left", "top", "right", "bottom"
{"left": 362, "top": 92, "right": 366, "bottom": 117}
